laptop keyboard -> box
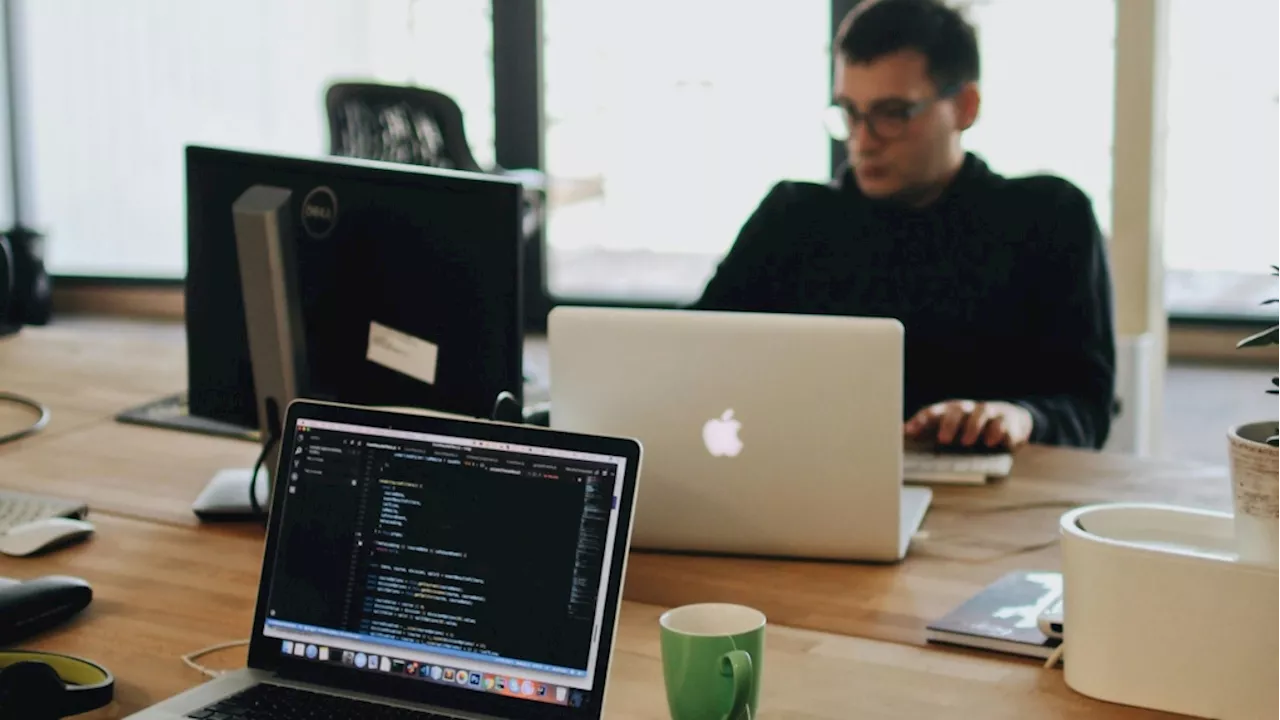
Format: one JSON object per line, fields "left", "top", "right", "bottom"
{"left": 186, "top": 683, "right": 455, "bottom": 720}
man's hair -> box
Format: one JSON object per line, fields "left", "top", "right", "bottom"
{"left": 835, "top": 0, "right": 980, "bottom": 91}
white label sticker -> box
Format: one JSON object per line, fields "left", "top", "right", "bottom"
{"left": 367, "top": 321, "right": 438, "bottom": 386}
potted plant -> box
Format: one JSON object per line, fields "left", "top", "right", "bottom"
{"left": 1228, "top": 265, "right": 1278, "bottom": 565}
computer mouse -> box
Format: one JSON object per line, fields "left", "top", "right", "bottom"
{"left": 0, "top": 575, "right": 93, "bottom": 644}
{"left": 0, "top": 517, "right": 95, "bottom": 557}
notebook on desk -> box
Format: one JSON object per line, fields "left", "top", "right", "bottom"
{"left": 126, "top": 399, "right": 643, "bottom": 720}
{"left": 925, "top": 570, "right": 1063, "bottom": 659}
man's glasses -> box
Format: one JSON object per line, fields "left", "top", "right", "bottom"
{"left": 824, "top": 85, "right": 961, "bottom": 142}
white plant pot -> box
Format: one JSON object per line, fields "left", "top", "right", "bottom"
{"left": 1227, "top": 421, "right": 1279, "bottom": 566}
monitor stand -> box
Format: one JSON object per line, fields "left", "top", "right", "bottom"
{"left": 191, "top": 467, "right": 269, "bottom": 521}
{"left": 115, "top": 391, "right": 259, "bottom": 442}
{"left": 191, "top": 184, "right": 302, "bottom": 523}
{"left": 192, "top": 391, "right": 527, "bottom": 521}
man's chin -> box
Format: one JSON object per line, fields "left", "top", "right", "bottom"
{"left": 854, "top": 174, "right": 902, "bottom": 200}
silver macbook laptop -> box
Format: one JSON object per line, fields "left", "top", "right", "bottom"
{"left": 548, "top": 307, "right": 929, "bottom": 563}
{"left": 128, "top": 399, "right": 642, "bottom": 719}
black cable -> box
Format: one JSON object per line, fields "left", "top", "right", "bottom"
{"left": 491, "top": 390, "right": 523, "bottom": 423}
{"left": 0, "top": 391, "right": 50, "bottom": 445}
{"left": 247, "top": 434, "right": 277, "bottom": 518}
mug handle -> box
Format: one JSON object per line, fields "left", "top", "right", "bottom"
{"left": 719, "top": 649, "right": 754, "bottom": 720}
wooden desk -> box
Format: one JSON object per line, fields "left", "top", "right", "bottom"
{"left": 0, "top": 320, "right": 1233, "bottom": 641}
{"left": 626, "top": 445, "right": 1232, "bottom": 646}
{"left": 1, "top": 514, "right": 1176, "bottom": 719}
{"left": 0, "top": 319, "right": 543, "bottom": 527}
{"left": 0, "top": 320, "right": 1211, "bottom": 717}
{"left": 0, "top": 516, "right": 262, "bottom": 716}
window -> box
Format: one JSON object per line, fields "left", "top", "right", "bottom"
{"left": 961, "top": 0, "right": 1116, "bottom": 237}
{"left": 540, "top": 1, "right": 1117, "bottom": 304}
{"left": 1163, "top": 1, "right": 1277, "bottom": 277}
{"left": 15, "top": 0, "right": 493, "bottom": 279}
{"left": 541, "top": 1, "right": 833, "bottom": 303}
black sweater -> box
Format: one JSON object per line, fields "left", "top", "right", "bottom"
{"left": 692, "top": 153, "right": 1117, "bottom": 449}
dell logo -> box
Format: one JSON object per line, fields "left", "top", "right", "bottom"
{"left": 300, "top": 186, "right": 338, "bottom": 239}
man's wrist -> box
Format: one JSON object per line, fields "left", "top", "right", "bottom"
{"left": 1005, "top": 400, "right": 1041, "bottom": 440}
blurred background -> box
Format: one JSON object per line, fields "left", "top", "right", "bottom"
{"left": 9, "top": 0, "right": 1275, "bottom": 313}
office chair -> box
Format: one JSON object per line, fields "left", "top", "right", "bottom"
{"left": 324, "top": 82, "right": 544, "bottom": 241}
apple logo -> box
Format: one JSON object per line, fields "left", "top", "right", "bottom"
{"left": 702, "top": 409, "right": 744, "bottom": 457}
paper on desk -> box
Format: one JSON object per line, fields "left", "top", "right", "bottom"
{"left": 367, "top": 321, "right": 438, "bottom": 385}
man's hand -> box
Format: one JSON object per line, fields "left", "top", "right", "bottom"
{"left": 903, "top": 400, "right": 1034, "bottom": 450}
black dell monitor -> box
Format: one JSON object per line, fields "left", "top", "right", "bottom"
{"left": 184, "top": 145, "right": 525, "bottom": 428}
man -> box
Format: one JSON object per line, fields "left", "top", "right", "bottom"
{"left": 693, "top": 0, "right": 1116, "bottom": 450}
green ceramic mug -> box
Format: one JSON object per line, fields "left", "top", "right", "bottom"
{"left": 659, "top": 603, "right": 765, "bottom": 720}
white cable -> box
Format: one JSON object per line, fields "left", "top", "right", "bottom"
{"left": 910, "top": 534, "right": 1060, "bottom": 563}
{"left": 1043, "top": 642, "right": 1065, "bottom": 669}
{"left": 0, "top": 391, "right": 50, "bottom": 445}
{"left": 930, "top": 499, "right": 1107, "bottom": 515}
{"left": 910, "top": 499, "right": 1102, "bottom": 562}
{"left": 181, "top": 639, "right": 250, "bottom": 679}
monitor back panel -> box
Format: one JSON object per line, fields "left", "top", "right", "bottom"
{"left": 185, "top": 146, "right": 524, "bottom": 427}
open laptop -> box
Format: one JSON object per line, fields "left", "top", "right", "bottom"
{"left": 128, "top": 399, "right": 642, "bottom": 719}
{"left": 548, "top": 307, "right": 929, "bottom": 563}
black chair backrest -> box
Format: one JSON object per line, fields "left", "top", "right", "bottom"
{"left": 324, "top": 83, "right": 482, "bottom": 172}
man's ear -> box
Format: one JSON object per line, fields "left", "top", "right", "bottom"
{"left": 955, "top": 82, "right": 981, "bottom": 131}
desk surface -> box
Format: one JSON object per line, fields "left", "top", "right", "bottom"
{"left": 0, "top": 319, "right": 1216, "bottom": 718}
{"left": 0, "top": 514, "right": 1176, "bottom": 720}
{"left": 626, "top": 445, "right": 1231, "bottom": 646}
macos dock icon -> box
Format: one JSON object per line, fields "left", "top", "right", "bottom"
{"left": 702, "top": 409, "right": 743, "bottom": 457}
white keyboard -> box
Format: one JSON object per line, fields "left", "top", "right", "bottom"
{"left": 903, "top": 451, "right": 1014, "bottom": 485}
{"left": 0, "top": 489, "right": 87, "bottom": 534}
